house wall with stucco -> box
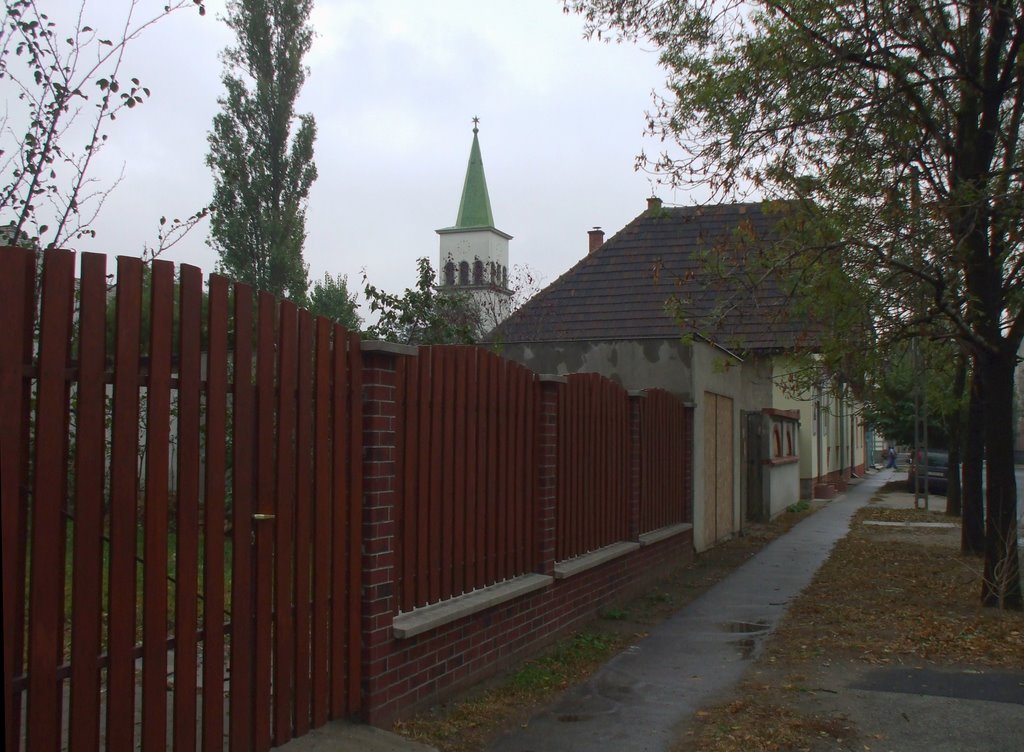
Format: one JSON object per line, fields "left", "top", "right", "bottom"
{"left": 772, "top": 357, "right": 867, "bottom": 498}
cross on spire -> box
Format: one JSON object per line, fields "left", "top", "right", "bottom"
{"left": 472, "top": 115, "right": 480, "bottom": 133}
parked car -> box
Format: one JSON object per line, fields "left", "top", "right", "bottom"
{"left": 907, "top": 449, "right": 949, "bottom": 494}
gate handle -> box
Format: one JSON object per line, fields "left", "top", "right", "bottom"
{"left": 252, "top": 513, "right": 276, "bottom": 521}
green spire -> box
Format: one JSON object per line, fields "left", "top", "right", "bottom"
{"left": 454, "top": 118, "right": 494, "bottom": 228}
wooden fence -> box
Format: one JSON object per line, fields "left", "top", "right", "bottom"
{"left": 639, "top": 389, "right": 693, "bottom": 533}
{"left": 2, "top": 247, "right": 694, "bottom": 750}
{"left": 0, "top": 248, "right": 362, "bottom": 752}
{"left": 556, "top": 373, "right": 631, "bottom": 561}
{"left": 396, "top": 346, "right": 538, "bottom": 611}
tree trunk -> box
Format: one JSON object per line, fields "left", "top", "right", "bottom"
{"left": 961, "top": 363, "right": 985, "bottom": 554}
{"left": 946, "top": 444, "right": 962, "bottom": 517}
{"left": 945, "top": 354, "right": 966, "bottom": 517}
{"left": 977, "top": 348, "right": 1022, "bottom": 609}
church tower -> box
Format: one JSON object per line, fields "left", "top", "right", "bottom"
{"left": 437, "top": 119, "right": 513, "bottom": 332}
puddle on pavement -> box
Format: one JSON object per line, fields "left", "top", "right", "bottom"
{"left": 720, "top": 621, "right": 769, "bottom": 659}
{"left": 557, "top": 713, "right": 589, "bottom": 723}
{"left": 720, "top": 620, "right": 769, "bottom": 634}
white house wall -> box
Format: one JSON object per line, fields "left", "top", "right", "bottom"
{"left": 771, "top": 357, "right": 867, "bottom": 497}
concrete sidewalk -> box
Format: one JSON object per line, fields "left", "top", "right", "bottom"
{"left": 274, "top": 720, "right": 438, "bottom": 752}
{"left": 278, "top": 475, "right": 879, "bottom": 752}
{"left": 289, "top": 470, "right": 1023, "bottom": 751}
{"left": 486, "top": 472, "right": 885, "bottom": 752}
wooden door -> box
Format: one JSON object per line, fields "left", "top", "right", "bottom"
{"left": 702, "top": 392, "right": 735, "bottom": 545}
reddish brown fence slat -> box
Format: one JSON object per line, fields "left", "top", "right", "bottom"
{"left": 496, "top": 358, "right": 509, "bottom": 582}
{"left": 639, "top": 390, "right": 693, "bottom": 533}
{"left": 26, "top": 250, "right": 75, "bottom": 752}
{"left": 453, "top": 347, "right": 468, "bottom": 597}
{"left": 294, "top": 309, "right": 314, "bottom": 737}
{"left": 399, "top": 355, "right": 417, "bottom": 614}
{"left": 486, "top": 355, "right": 500, "bottom": 584}
{"left": 345, "top": 330, "right": 363, "bottom": 714}
{"left": 465, "top": 349, "right": 480, "bottom": 585}
{"left": 311, "top": 318, "right": 332, "bottom": 728}
{"left": 415, "top": 348, "right": 431, "bottom": 609}
{"left": 253, "top": 291, "right": 276, "bottom": 752}
{"left": 107, "top": 256, "right": 144, "bottom": 752}
{"left": 202, "top": 274, "right": 229, "bottom": 750}
{"left": 329, "top": 325, "right": 347, "bottom": 717}
{"left": 520, "top": 367, "right": 535, "bottom": 571}
{"left": 329, "top": 326, "right": 350, "bottom": 718}
{"left": 428, "top": 348, "right": 443, "bottom": 603}
{"left": 229, "top": 285, "right": 255, "bottom": 752}
{"left": 174, "top": 264, "right": 203, "bottom": 752}
{"left": 0, "top": 247, "right": 34, "bottom": 752}
{"left": 68, "top": 253, "right": 107, "bottom": 752}
{"left": 273, "top": 302, "right": 298, "bottom": 745}
{"left": 440, "top": 347, "right": 455, "bottom": 601}
{"left": 556, "top": 373, "right": 631, "bottom": 561}
{"left": 509, "top": 364, "right": 522, "bottom": 574}
{"left": 140, "top": 260, "right": 174, "bottom": 752}
{"left": 474, "top": 352, "right": 488, "bottom": 587}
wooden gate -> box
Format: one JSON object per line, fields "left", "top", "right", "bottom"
{"left": 1, "top": 248, "right": 362, "bottom": 752}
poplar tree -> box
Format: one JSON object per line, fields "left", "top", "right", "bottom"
{"left": 206, "top": 0, "right": 315, "bottom": 301}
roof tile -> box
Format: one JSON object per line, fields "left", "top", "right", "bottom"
{"left": 487, "top": 201, "right": 816, "bottom": 352}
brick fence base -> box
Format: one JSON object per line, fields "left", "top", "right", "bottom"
{"left": 362, "top": 529, "right": 693, "bottom": 725}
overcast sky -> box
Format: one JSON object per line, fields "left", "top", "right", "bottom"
{"left": 25, "top": 0, "right": 699, "bottom": 312}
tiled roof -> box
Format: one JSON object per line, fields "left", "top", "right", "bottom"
{"left": 487, "top": 201, "right": 817, "bottom": 353}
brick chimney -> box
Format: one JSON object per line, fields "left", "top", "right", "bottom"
{"left": 588, "top": 227, "right": 604, "bottom": 254}
{"left": 647, "top": 196, "right": 663, "bottom": 212}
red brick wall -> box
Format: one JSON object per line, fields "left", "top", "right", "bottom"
{"left": 366, "top": 534, "right": 693, "bottom": 724}
{"left": 358, "top": 347, "right": 695, "bottom": 725}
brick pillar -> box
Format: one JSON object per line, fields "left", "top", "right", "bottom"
{"left": 628, "top": 391, "right": 646, "bottom": 540}
{"left": 359, "top": 341, "right": 416, "bottom": 723}
{"left": 535, "top": 375, "right": 565, "bottom": 576}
